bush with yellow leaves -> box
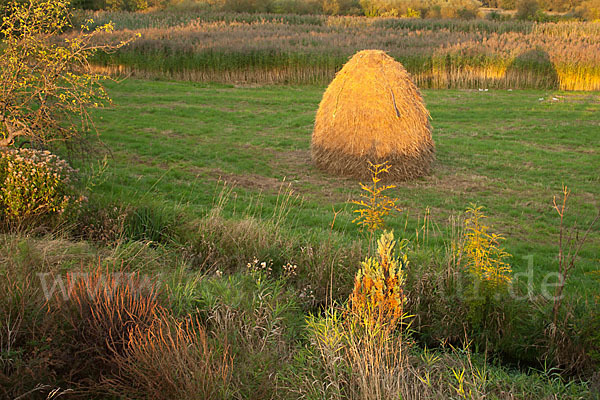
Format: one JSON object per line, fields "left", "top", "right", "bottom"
{"left": 0, "top": 0, "right": 137, "bottom": 148}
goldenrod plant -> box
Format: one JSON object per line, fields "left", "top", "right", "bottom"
{"left": 351, "top": 162, "right": 402, "bottom": 233}
{"left": 0, "top": 0, "right": 138, "bottom": 148}
{"left": 348, "top": 230, "right": 408, "bottom": 333}
{"left": 458, "top": 204, "right": 512, "bottom": 290}
{"left": 454, "top": 204, "right": 513, "bottom": 333}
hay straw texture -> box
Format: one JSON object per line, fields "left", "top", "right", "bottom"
{"left": 311, "top": 50, "right": 435, "bottom": 181}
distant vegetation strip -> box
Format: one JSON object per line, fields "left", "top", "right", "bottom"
{"left": 77, "top": 12, "right": 600, "bottom": 89}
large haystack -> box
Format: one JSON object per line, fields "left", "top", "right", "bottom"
{"left": 311, "top": 50, "right": 434, "bottom": 181}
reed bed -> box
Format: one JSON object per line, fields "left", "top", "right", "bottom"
{"left": 75, "top": 12, "right": 600, "bottom": 90}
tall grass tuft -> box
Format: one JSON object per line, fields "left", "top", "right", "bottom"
{"left": 106, "top": 314, "right": 233, "bottom": 399}
{"left": 56, "top": 264, "right": 163, "bottom": 386}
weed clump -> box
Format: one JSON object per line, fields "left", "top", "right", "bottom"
{"left": 0, "top": 149, "right": 80, "bottom": 228}
{"left": 457, "top": 204, "right": 512, "bottom": 289}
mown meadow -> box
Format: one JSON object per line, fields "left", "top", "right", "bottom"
{"left": 88, "top": 79, "right": 599, "bottom": 283}
{"left": 77, "top": 11, "right": 600, "bottom": 90}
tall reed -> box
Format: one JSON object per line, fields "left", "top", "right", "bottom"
{"left": 70, "top": 12, "right": 600, "bottom": 90}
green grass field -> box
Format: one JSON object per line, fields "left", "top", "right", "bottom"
{"left": 87, "top": 79, "right": 600, "bottom": 291}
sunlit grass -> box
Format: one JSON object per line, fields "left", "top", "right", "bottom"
{"left": 82, "top": 79, "right": 600, "bottom": 293}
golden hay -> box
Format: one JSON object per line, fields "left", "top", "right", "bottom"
{"left": 311, "top": 50, "right": 435, "bottom": 181}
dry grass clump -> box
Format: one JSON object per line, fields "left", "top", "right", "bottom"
{"left": 106, "top": 314, "right": 233, "bottom": 399}
{"left": 311, "top": 50, "right": 435, "bottom": 181}
{"left": 56, "top": 264, "right": 164, "bottom": 388}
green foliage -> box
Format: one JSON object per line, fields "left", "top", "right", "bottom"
{"left": 351, "top": 162, "right": 402, "bottom": 233}
{"left": 0, "top": 148, "right": 79, "bottom": 226}
{"left": 516, "top": 0, "right": 539, "bottom": 19}
{"left": 0, "top": 0, "right": 137, "bottom": 148}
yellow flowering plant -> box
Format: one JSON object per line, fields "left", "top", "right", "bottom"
{"left": 348, "top": 230, "right": 408, "bottom": 334}
{"left": 458, "top": 204, "right": 512, "bottom": 290}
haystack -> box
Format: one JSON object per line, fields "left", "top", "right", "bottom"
{"left": 311, "top": 50, "right": 434, "bottom": 181}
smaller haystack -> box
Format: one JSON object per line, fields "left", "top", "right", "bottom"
{"left": 311, "top": 50, "right": 434, "bottom": 181}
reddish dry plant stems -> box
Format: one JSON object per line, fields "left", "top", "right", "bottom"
{"left": 107, "top": 314, "right": 233, "bottom": 399}
{"left": 61, "top": 265, "right": 163, "bottom": 353}
{"left": 551, "top": 185, "right": 600, "bottom": 328}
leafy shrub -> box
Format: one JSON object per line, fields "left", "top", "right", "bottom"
{"left": 105, "top": 0, "right": 149, "bottom": 10}
{"left": 0, "top": 0, "right": 137, "bottom": 148}
{"left": 0, "top": 149, "right": 79, "bottom": 227}
{"left": 577, "top": 0, "right": 600, "bottom": 20}
{"left": 516, "top": 0, "right": 539, "bottom": 19}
